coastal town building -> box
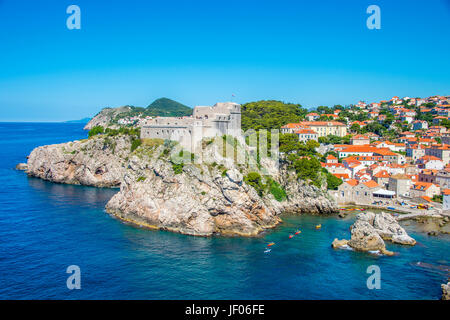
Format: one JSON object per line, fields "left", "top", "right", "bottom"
{"left": 350, "top": 134, "right": 370, "bottom": 145}
{"left": 281, "top": 121, "right": 347, "bottom": 138}
{"left": 295, "top": 129, "right": 318, "bottom": 143}
{"left": 425, "top": 145, "right": 450, "bottom": 165}
{"left": 410, "top": 182, "right": 440, "bottom": 199}
{"left": 387, "top": 174, "right": 412, "bottom": 197}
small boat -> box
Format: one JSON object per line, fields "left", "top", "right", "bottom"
{"left": 315, "top": 224, "right": 322, "bottom": 229}
{"left": 264, "top": 249, "right": 271, "bottom": 253}
{"left": 295, "top": 230, "right": 301, "bottom": 235}
{"left": 267, "top": 242, "right": 275, "bottom": 247}
{"left": 289, "top": 234, "right": 294, "bottom": 239}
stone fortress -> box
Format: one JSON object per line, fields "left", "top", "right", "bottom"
{"left": 140, "top": 102, "right": 241, "bottom": 151}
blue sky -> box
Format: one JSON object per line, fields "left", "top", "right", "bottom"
{"left": 0, "top": 0, "right": 449, "bottom": 121}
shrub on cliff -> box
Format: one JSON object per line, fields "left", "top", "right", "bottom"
{"left": 244, "top": 172, "right": 264, "bottom": 196}
{"left": 266, "top": 177, "right": 287, "bottom": 201}
{"left": 130, "top": 138, "right": 142, "bottom": 152}
{"left": 291, "top": 156, "right": 322, "bottom": 188}
{"left": 172, "top": 163, "right": 184, "bottom": 174}
{"left": 88, "top": 126, "right": 104, "bottom": 138}
{"left": 243, "top": 173, "right": 286, "bottom": 201}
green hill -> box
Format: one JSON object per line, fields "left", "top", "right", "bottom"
{"left": 146, "top": 98, "right": 192, "bottom": 117}
{"left": 105, "top": 98, "right": 192, "bottom": 125}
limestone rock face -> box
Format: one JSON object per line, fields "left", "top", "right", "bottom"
{"left": 279, "top": 167, "right": 337, "bottom": 215}
{"left": 373, "top": 212, "right": 416, "bottom": 245}
{"left": 106, "top": 156, "right": 279, "bottom": 236}
{"left": 442, "top": 281, "right": 450, "bottom": 300}
{"left": 26, "top": 135, "right": 132, "bottom": 187}
{"left": 24, "top": 135, "right": 339, "bottom": 237}
{"left": 335, "top": 211, "right": 415, "bottom": 255}
{"left": 348, "top": 219, "right": 386, "bottom": 252}
{"left": 331, "top": 238, "right": 348, "bottom": 249}
{"left": 83, "top": 107, "right": 131, "bottom": 130}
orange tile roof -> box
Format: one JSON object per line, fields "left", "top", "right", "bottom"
{"left": 374, "top": 170, "right": 390, "bottom": 178}
{"left": 333, "top": 173, "right": 349, "bottom": 179}
{"left": 352, "top": 134, "right": 369, "bottom": 140}
{"left": 346, "top": 179, "right": 359, "bottom": 186}
{"left": 295, "top": 129, "right": 317, "bottom": 134}
{"left": 326, "top": 154, "right": 337, "bottom": 159}
{"left": 420, "top": 155, "right": 442, "bottom": 161}
{"left": 412, "top": 182, "right": 433, "bottom": 191}
{"left": 363, "top": 180, "right": 379, "bottom": 188}
{"left": 442, "top": 189, "right": 450, "bottom": 195}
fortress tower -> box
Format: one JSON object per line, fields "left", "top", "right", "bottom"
{"left": 140, "top": 102, "right": 241, "bottom": 151}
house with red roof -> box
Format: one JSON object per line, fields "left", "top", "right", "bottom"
{"left": 373, "top": 170, "right": 390, "bottom": 188}
{"left": 350, "top": 134, "right": 370, "bottom": 145}
{"left": 306, "top": 113, "right": 319, "bottom": 121}
{"left": 326, "top": 154, "right": 338, "bottom": 164}
{"left": 416, "top": 155, "right": 444, "bottom": 170}
{"left": 410, "top": 182, "right": 440, "bottom": 199}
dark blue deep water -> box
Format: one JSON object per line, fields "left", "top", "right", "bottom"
{"left": 0, "top": 122, "right": 449, "bottom": 299}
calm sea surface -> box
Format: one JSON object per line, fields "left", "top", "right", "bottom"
{"left": 0, "top": 122, "right": 448, "bottom": 299}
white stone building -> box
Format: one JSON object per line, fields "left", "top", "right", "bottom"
{"left": 140, "top": 102, "right": 241, "bottom": 151}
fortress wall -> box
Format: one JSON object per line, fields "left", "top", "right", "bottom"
{"left": 140, "top": 102, "right": 241, "bottom": 152}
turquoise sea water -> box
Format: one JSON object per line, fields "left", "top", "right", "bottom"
{"left": 0, "top": 122, "right": 449, "bottom": 300}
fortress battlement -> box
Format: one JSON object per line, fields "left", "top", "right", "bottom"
{"left": 141, "top": 102, "right": 241, "bottom": 151}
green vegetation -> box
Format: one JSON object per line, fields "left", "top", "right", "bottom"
{"left": 130, "top": 138, "right": 142, "bottom": 152}
{"left": 241, "top": 100, "right": 308, "bottom": 131}
{"left": 243, "top": 172, "right": 287, "bottom": 201}
{"left": 279, "top": 133, "right": 319, "bottom": 156}
{"left": 88, "top": 125, "right": 105, "bottom": 137}
{"left": 324, "top": 170, "right": 343, "bottom": 190}
{"left": 146, "top": 98, "right": 192, "bottom": 116}
{"left": 266, "top": 177, "right": 287, "bottom": 201}
{"left": 137, "top": 176, "right": 146, "bottom": 182}
{"left": 432, "top": 194, "right": 443, "bottom": 203}
{"left": 172, "top": 162, "right": 184, "bottom": 174}
{"left": 318, "top": 135, "right": 350, "bottom": 145}
{"left": 320, "top": 151, "right": 339, "bottom": 162}
{"left": 290, "top": 157, "right": 323, "bottom": 188}
{"left": 88, "top": 125, "right": 140, "bottom": 139}
{"left": 244, "top": 172, "right": 265, "bottom": 196}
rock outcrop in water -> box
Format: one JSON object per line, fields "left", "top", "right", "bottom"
{"left": 24, "top": 134, "right": 338, "bottom": 236}
{"left": 373, "top": 212, "right": 416, "bottom": 245}
{"left": 26, "top": 135, "right": 133, "bottom": 187}
{"left": 332, "top": 211, "right": 415, "bottom": 255}
{"left": 15, "top": 163, "right": 28, "bottom": 171}
{"left": 442, "top": 280, "right": 450, "bottom": 300}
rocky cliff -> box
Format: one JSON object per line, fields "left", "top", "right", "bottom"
{"left": 27, "top": 135, "right": 133, "bottom": 187}
{"left": 25, "top": 134, "right": 338, "bottom": 236}
{"left": 84, "top": 107, "right": 132, "bottom": 130}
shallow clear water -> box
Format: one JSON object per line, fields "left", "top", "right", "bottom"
{"left": 0, "top": 122, "right": 448, "bottom": 299}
